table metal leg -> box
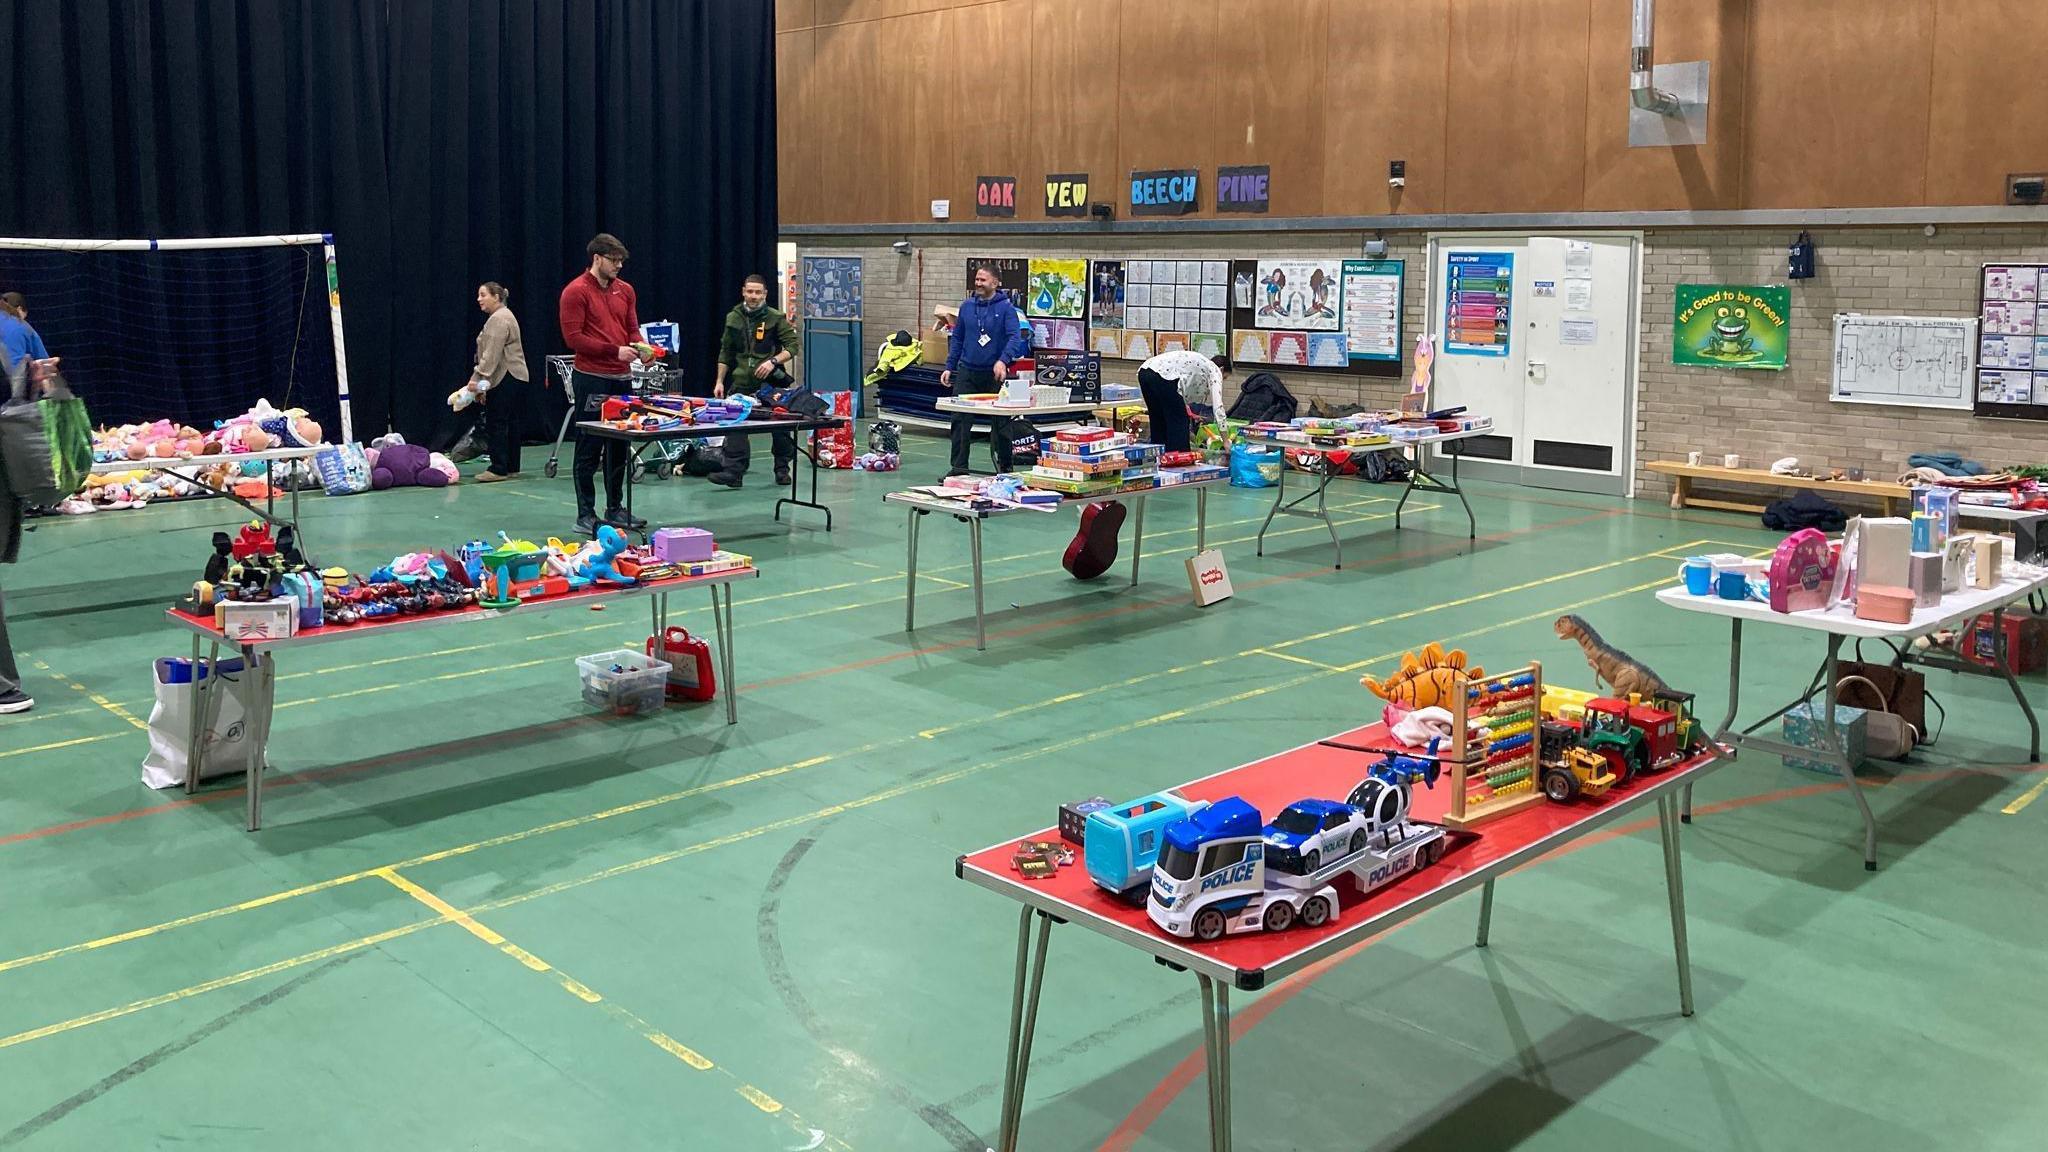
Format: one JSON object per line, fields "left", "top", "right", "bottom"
{"left": 1475, "top": 879, "right": 1495, "bottom": 948}
{"left": 904, "top": 508, "right": 921, "bottom": 633}
{"left": 971, "top": 517, "right": 987, "bottom": 652}
{"left": 1992, "top": 606, "right": 2041, "bottom": 760}
{"left": 996, "top": 907, "right": 1053, "bottom": 1152}
{"left": 264, "top": 459, "right": 275, "bottom": 521}
{"left": 1196, "top": 486, "right": 1208, "bottom": 552}
{"left": 245, "top": 647, "right": 275, "bottom": 831}
{"left": 1196, "top": 974, "right": 1233, "bottom": 1152}
{"left": 183, "top": 635, "right": 208, "bottom": 796}
{"left": 1819, "top": 634, "right": 1878, "bottom": 870}
{"left": 1685, "top": 618, "right": 1748, "bottom": 824}
{"left": 1256, "top": 461, "right": 1285, "bottom": 557}
{"left": 711, "top": 584, "right": 738, "bottom": 725}
{"left": 289, "top": 475, "right": 304, "bottom": 561}
{"left": 1129, "top": 497, "right": 1146, "bottom": 588}
{"left": 1394, "top": 457, "right": 1418, "bottom": 531}
{"left": 1316, "top": 467, "right": 1341, "bottom": 570}
{"left": 1657, "top": 795, "right": 1696, "bottom": 1017}
{"left": 774, "top": 425, "right": 835, "bottom": 529}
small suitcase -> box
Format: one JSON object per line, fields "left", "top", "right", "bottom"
{"left": 647, "top": 627, "right": 717, "bottom": 702}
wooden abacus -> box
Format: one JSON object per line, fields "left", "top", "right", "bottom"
{"left": 1443, "top": 661, "right": 1546, "bottom": 830}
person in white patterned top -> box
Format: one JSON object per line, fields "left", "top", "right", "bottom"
{"left": 1137, "top": 350, "right": 1231, "bottom": 452}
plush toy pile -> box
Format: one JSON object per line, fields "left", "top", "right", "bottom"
{"left": 364, "top": 434, "right": 459, "bottom": 488}
{"left": 67, "top": 400, "right": 330, "bottom": 513}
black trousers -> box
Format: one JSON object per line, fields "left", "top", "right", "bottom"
{"left": 571, "top": 369, "right": 630, "bottom": 515}
{"left": 484, "top": 376, "right": 524, "bottom": 475}
{"left": 1138, "top": 367, "right": 1193, "bottom": 453}
{"left": 946, "top": 365, "right": 998, "bottom": 472}
{"left": 718, "top": 390, "right": 795, "bottom": 477}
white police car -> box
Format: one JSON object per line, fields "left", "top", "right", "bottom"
{"left": 1261, "top": 799, "right": 1372, "bottom": 875}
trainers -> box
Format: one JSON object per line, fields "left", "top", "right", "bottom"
{"left": 0, "top": 689, "right": 33, "bottom": 715}
{"left": 604, "top": 508, "right": 648, "bottom": 531}
{"left": 707, "top": 473, "right": 743, "bottom": 489}
{"left": 774, "top": 466, "right": 793, "bottom": 486}
{"left": 574, "top": 513, "right": 600, "bottom": 537}
{"left": 477, "top": 470, "right": 515, "bottom": 483}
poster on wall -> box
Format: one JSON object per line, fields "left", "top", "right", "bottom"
{"left": 1443, "top": 252, "right": 1512, "bottom": 356}
{"left": 1036, "top": 318, "right": 1086, "bottom": 351}
{"left": 1090, "top": 260, "right": 1126, "bottom": 327}
{"left": 1307, "top": 333, "right": 1348, "bottom": 367}
{"left": 966, "top": 258, "right": 1028, "bottom": 311}
{"left": 1027, "top": 258, "right": 1088, "bottom": 318}
{"left": 1155, "top": 331, "right": 1192, "bottom": 354}
{"left": 1189, "top": 332, "right": 1228, "bottom": 359}
{"left": 1092, "top": 328, "right": 1125, "bottom": 357}
{"left": 975, "top": 176, "right": 1017, "bottom": 217}
{"left": 1340, "top": 259, "right": 1403, "bottom": 362}
{"left": 1268, "top": 332, "right": 1308, "bottom": 366}
{"left": 1672, "top": 284, "right": 1790, "bottom": 371}
{"left": 1232, "top": 328, "right": 1268, "bottom": 364}
{"left": 1974, "top": 263, "right": 2048, "bottom": 419}
{"left": 1254, "top": 259, "right": 1341, "bottom": 330}
{"left": 801, "top": 256, "right": 863, "bottom": 320}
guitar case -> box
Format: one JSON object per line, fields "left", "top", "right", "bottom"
{"left": 1062, "top": 501, "right": 1126, "bottom": 580}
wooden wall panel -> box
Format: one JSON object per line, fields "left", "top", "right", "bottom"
{"left": 1215, "top": 0, "right": 1326, "bottom": 218}
{"left": 1445, "top": 0, "right": 1592, "bottom": 213}
{"left": 1117, "top": 0, "right": 1224, "bottom": 213}
{"left": 1744, "top": 0, "right": 1932, "bottom": 208}
{"left": 811, "top": 0, "right": 989, "bottom": 27}
{"left": 808, "top": 14, "right": 945, "bottom": 221}
{"left": 776, "top": 0, "right": 816, "bottom": 32}
{"left": 1925, "top": 0, "right": 2048, "bottom": 206}
{"left": 776, "top": 30, "right": 818, "bottom": 224}
{"left": 1025, "top": 0, "right": 1121, "bottom": 220}
{"left": 1581, "top": 0, "right": 1747, "bottom": 211}
{"left": 939, "top": 2, "right": 1032, "bottom": 217}
{"left": 1323, "top": 0, "right": 1451, "bottom": 216}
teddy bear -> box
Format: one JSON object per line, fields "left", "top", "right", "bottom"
{"left": 369, "top": 441, "right": 449, "bottom": 490}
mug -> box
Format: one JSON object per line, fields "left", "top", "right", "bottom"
{"left": 1678, "top": 557, "right": 1714, "bottom": 595}
{"left": 1722, "top": 453, "right": 1742, "bottom": 469}
{"left": 1686, "top": 450, "right": 1703, "bottom": 466}
{"left": 1715, "top": 570, "right": 1749, "bottom": 600}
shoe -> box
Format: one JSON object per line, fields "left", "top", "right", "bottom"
{"left": 707, "top": 473, "right": 743, "bottom": 489}
{"left": 477, "top": 470, "right": 515, "bottom": 483}
{"left": 448, "top": 430, "right": 484, "bottom": 463}
{"left": 942, "top": 469, "right": 970, "bottom": 481}
{"left": 0, "top": 689, "right": 33, "bottom": 715}
{"left": 604, "top": 508, "right": 648, "bottom": 531}
{"left": 575, "top": 513, "right": 600, "bottom": 537}
{"left": 774, "top": 466, "right": 793, "bottom": 486}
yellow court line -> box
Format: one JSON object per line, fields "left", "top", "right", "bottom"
{"left": 374, "top": 868, "right": 849, "bottom": 1149}
{"left": 28, "top": 658, "right": 149, "bottom": 732}
{"left": 0, "top": 571, "right": 1679, "bottom": 1059}
{"left": 0, "top": 537, "right": 1667, "bottom": 976}
{"left": 1254, "top": 648, "right": 1346, "bottom": 672}
{"left": 2003, "top": 774, "right": 2048, "bottom": 815}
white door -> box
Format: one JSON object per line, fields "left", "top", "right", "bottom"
{"left": 1428, "top": 233, "right": 1641, "bottom": 494}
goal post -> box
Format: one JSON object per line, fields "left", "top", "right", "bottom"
{"left": 0, "top": 233, "right": 355, "bottom": 442}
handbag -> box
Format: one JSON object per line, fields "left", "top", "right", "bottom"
{"left": 1834, "top": 638, "right": 1943, "bottom": 746}
{"left": 1834, "top": 675, "right": 1916, "bottom": 760}
{"left": 1, "top": 352, "right": 91, "bottom": 504}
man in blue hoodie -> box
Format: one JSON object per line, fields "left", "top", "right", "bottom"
{"left": 940, "top": 263, "right": 1022, "bottom": 477}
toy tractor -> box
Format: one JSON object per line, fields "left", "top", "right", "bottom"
{"left": 1537, "top": 719, "right": 1618, "bottom": 803}
{"left": 1578, "top": 707, "right": 1650, "bottom": 785}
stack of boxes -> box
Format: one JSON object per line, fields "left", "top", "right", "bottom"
{"left": 1031, "top": 429, "right": 1162, "bottom": 497}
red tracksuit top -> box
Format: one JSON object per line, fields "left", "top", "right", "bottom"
{"left": 558, "top": 270, "right": 640, "bottom": 377}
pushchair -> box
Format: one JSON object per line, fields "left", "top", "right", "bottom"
{"left": 542, "top": 354, "right": 705, "bottom": 480}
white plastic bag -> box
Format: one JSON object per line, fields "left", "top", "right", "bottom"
{"left": 141, "top": 657, "right": 271, "bottom": 789}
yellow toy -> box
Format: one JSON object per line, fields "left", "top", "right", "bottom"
{"left": 1362, "top": 642, "right": 1483, "bottom": 710}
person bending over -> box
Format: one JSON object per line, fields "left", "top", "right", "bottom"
{"left": 1137, "top": 350, "right": 1232, "bottom": 453}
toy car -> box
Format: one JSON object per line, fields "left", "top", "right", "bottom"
{"left": 1261, "top": 799, "right": 1371, "bottom": 875}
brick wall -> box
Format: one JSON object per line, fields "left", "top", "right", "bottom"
{"left": 794, "top": 225, "right": 2048, "bottom": 500}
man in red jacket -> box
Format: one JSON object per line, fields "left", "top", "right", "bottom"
{"left": 559, "top": 233, "right": 655, "bottom": 536}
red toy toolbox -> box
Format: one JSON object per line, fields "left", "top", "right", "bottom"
{"left": 647, "top": 627, "right": 717, "bottom": 702}
{"left": 1962, "top": 612, "right": 2046, "bottom": 675}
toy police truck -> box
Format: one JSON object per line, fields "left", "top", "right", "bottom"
{"left": 1147, "top": 772, "right": 1447, "bottom": 942}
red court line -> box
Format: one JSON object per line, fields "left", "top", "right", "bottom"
{"left": 1096, "top": 761, "right": 2048, "bottom": 1151}
{"left": 0, "top": 507, "right": 1617, "bottom": 847}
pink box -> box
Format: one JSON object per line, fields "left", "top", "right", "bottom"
{"left": 1853, "top": 584, "right": 1915, "bottom": 625}
{"left": 652, "top": 527, "right": 714, "bottom": 563}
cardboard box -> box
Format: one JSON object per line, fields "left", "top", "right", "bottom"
{"left": 652, "top": 527, "right": 714, "bottom": 563}
{"left": 1908, "top": 551, "right": 1943, "bottom": 607}
{"left": 219, "top": 599, "right": 296, "bottom": 641}
{"left": 1853, "top": 584, "right": 1915, "bottom": 625}
{"left": 1972, "top": 534, "right": 2007, "bottom": 589}
{"left": 1782, "top": 702, "right": 1867, "bottom": 775}
{"left": 1859, "top": 517, "right": 1913, "bottom": 588}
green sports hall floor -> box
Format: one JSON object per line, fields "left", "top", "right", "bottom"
{"left": 3, "top": 434, "right": 2044, "bottom": 1152}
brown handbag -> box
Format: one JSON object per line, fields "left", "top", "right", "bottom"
{"left": 1834, "top": 639, "right": 1942, "bottom": 745}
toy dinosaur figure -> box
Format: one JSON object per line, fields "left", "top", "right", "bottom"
{"left": 1553, "top": 615, "right": 1681, "bottom": 702}
{"left": 1362, "top": 642, "right": 1482, "bottom": 710}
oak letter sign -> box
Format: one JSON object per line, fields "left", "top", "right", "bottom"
{"left": 975, "top": 176, "right": 1017, "bottom": 217}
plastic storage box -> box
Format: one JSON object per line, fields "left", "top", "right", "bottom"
{"left": 577, "top": 649, "right": 672, "bottom": 716}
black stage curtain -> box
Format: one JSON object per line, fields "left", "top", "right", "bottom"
{"left": 0, "top": 0, "right": 776, "bottom": 448}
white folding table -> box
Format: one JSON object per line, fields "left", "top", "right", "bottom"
{"left": 90, "top": 445, "right": 327, "bottom": 553}
{"left": 1657, "top": 567, "right": 2048, "bottom": 868}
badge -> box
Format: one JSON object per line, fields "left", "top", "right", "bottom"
{"left": 978, "top": 333, "right": 991, "bottom": 347}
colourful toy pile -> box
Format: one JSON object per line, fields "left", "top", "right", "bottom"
{"left": 594, "top": 394, "right": 757, "bottom": 432}
{"left": 1031, "top": 427, "right": 1162, "bottom": 497}
{"left": 92, "top": 398, "right": 326, "bottom": 463}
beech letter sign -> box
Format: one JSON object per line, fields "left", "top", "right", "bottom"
{"left": 1216, "top": 165, "right": 1270, "bottom": 213}
{"left": 1129, "top": 168, "right": 1199, "bottom": 216}
{"left": 1045, "top": 173, "right": 1090, "bottom": 218}
{"left": 975, "top": 176, "right": 1017, "bottom": 217}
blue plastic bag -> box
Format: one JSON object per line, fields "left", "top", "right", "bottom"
{"left": 1229, "top": 443, "right": 1282, "bottom": 488}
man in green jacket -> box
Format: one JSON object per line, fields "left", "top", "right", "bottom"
{"left": 709, "top": 274, "right": 801, "bottom": 488}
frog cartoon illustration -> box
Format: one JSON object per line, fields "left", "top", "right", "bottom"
{"left": 1701, "top": 305, "right": 1757, "bottom": 359}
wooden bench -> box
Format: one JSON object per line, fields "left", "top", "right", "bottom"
{"left": 1646, "top": 461, "right": 1909, "bottom": 517}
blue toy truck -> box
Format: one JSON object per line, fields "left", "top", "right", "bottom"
{"left": 1084, "top": 791, "right": 1210, "bottom": 903}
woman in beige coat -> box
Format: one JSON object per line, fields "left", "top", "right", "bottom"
{"left": 448, "top": 281, "right": 530, "bottom": 481}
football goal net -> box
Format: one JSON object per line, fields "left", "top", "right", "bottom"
{"left": 0, "top": 234, "right": 354, "bottom": 442}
